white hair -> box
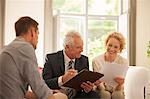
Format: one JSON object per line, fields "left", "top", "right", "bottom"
{"left": 63, "top": 30, "right": 82, "bottom": 47}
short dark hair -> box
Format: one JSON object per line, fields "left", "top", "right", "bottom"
{"left": 15, "top": 16, "right": 38, "bottom": 36}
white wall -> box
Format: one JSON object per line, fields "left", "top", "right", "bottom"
{"left": 4, "top": 0, "right": 44, "bottom": 66}
{"left": 136, "top": 0, "right": 150, "bottom": 67}
{"left": 1, "top": 0, "right": 54, "bottom": 67}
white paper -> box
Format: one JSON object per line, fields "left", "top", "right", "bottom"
{"left": 100, "top": 62, "right": 129, "bottom": 87}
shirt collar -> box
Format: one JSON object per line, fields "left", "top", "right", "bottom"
{"left": 63, "top": 50, "right": 75, "bottom": 63}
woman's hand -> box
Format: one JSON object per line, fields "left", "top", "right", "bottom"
{"left": 114, "top": 76, "right": 124, "bottom": 90}
{"left": 114, "top": 76, "right": 124, "bottom": 85}
{"left": 81, "top": 81, "right": 94, "bottom": 93}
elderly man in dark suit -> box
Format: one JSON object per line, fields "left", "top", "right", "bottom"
{"left": 42, "top": 30, "right": 100, "bottom": 99}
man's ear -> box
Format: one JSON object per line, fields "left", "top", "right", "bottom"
{"left": 30, "top": 28, "right": 35, "bottom": 37}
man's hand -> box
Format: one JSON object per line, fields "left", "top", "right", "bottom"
{"left": 25, "top": 91, "right": 37, "bottom": 99}
{"left": 53, "top": 89, "right": 61, "bottom": 94}
{"left": 94, "top": 79, "right": 102, "bottom": 86}
{"left": 81, "top": 81, "right": 94, "bottom": 93}
{"left": 62, "top": 69, "right": 77, "bottom": 83}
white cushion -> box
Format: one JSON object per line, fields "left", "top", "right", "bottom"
{"left": 124, "top": 66, "right": 149, "bottom": 99}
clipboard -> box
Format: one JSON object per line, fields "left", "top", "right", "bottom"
{"left": 62, "top": 69, "right": 104, "bottom": 90}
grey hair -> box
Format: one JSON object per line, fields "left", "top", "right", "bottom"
{"left": 63, "top": 30, "right": 82, "bottom": 47}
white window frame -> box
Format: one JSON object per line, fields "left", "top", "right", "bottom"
{"left": 53, "top": 0, "right": 129, "bottom": 57}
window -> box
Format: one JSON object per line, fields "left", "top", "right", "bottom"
{"left": 53, "top": 0, "right": 129, "bottom": 69}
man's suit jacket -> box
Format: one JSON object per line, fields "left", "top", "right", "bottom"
{"left": 42, "top": 50, "right": 89, "bottom": 89}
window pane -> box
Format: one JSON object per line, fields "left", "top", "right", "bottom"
{"left": 53, "top": 0, "right": 86, "bottom": 14}
{"left": 123, "top": 0, "right": 129, "bottom": 13}
{"left": 57, "top": 16, "right": 85, "bottom": 50}
{"left": 87, "top": 19, "right": 117, "bottom": 65}
{"left": 88, "top": 0, "right": 120, "bottom": 15}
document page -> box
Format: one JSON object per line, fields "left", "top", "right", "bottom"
{"left": 100, "top": 63, "right": 129, "bottom": 87}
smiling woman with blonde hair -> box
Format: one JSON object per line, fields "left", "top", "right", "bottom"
{"left": 92, "top": 32, "right": 128, "bottom": 99}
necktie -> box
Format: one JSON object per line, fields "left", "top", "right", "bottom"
{"left": 66, "top": 60, "right": 75, "bottom": 99}
{"left": 68, "top": 60, "right": 74, "bottom": 69}
{"left": 66, "top": 88, "right": 75, "bottom": 99}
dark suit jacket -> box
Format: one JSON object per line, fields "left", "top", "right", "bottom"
{"left": 42, "top": 50, "right": 89, "bottom": 89}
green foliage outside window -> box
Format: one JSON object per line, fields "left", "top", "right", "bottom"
{"left": 147, "top": 41, "right": 150, "bottom": 57}
{"left": 53, "top": 0, "right": 85, "bottom": 14}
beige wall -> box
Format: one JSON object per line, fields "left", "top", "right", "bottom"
{"left": 1, "top": 0, "right": 54, "bottom": 66}
{"left": 0, "top": 0, "right": 5, "bottom": 49}
{"left": 3, "top": 0, "right": 45, "bottom": 66}
{"left": 0, "top": 0, "right": 2, "bottom": 49}
{"left": 136, "top": 0, "right": 150, "bottom": 67}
